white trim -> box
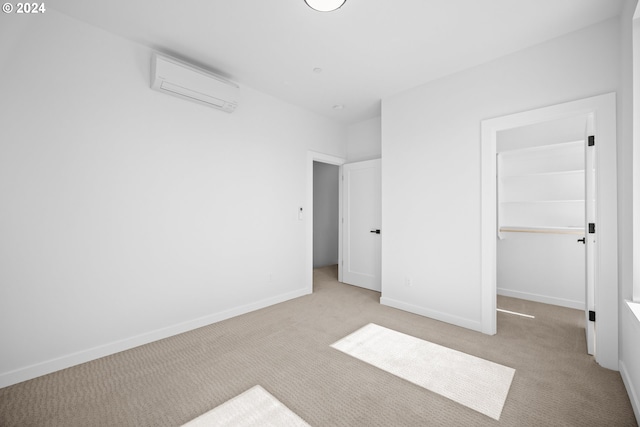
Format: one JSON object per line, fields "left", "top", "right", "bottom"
{"left": 628, "top": 300, "right": 640, "bottom": 323}
{"left": 480, "top": 93, "right": 618, "bottom": 369}
{"left": 497, "top": 288, "right": 584, "bottom": 310}
{"left": 480, "top": 119, "right": 498, "bottom": 335}
{"left": 633, "top": 9, "right": 640, "bottom": 302}
{"left": 620, "top": 360, "right": 640, "bottom": 424}
{"left": 620, "top": 302, "right": 640, "bottom": 423}
{"left": 0, "top": 287, "right": 309, "bottom": 388}
{"left": 306, "top": 151, "right": 346, "bottom": 291}
{"left": 380, "top": 297, "right": 483, "bottom": 332}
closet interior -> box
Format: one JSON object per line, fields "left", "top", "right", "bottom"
{"left": 496, "top": 115, "right": 590, "bottom": 310}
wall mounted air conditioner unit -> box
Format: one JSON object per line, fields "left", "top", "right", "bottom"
{"left": 151, "top": 53, "right": 239, "bottom": 113}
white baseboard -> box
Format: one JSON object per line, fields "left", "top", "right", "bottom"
{"left": 380, "top": 297, "right": 483, "bottom": 332}
{"left": 0, "top": 287, "right": 310, "bottom": 389}
{"left": 497, "top": 288, "right": 584, "bottom": 310}
{"left": 620, "top": 360, "right": 640, "bottom": 425}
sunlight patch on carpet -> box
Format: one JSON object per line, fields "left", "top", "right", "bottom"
{"left": 497, "top": 308, "right": 535, "bottom": 319}
{"left": 331, "top": 323, "right": 515, "bottom": 420}
{"left": 182, "top": 385, "right": 310, "bottom": 426}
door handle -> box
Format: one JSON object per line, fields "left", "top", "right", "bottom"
{"left": 577, "top": 238, "right": 585, "bottom": 244}
{"left": 370, "top": 229, "right": 381, "bottom": 234}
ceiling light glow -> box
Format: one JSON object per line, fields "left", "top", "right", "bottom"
{"left": 305, "top": 0, "right": 346, "bottom": 12}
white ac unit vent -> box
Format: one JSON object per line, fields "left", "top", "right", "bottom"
{"left": 151, "top": 53, "right": 239, "bottom": 113}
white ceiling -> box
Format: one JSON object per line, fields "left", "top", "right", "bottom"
{"left": 51, "top": 0, "right": 623, "bottom": 125}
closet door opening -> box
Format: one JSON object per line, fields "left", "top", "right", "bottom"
{"left": 480, "top": 93, "right": 618, "bottom": 369}
{"left": 496, "top": 115, "right": 589, "bottom": 316}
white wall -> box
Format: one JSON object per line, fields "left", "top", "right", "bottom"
{"left": 498, "top": 234, "right": 585, "bottom": 309}
{"left": 0, "top": 10, "right": 346, "bottom": 387}
{"left": 347, "top": 116, "right": 381, "bottom": 162}
{"left": 381, "top": 18, "right": 620, "bottom": 331}
{"left": 620, "top": 0, "right": 640, "bottom": 421}
{"left": 313, "top": 162, "right": 339, "bottom": 268}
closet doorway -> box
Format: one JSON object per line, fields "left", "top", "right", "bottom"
{"left": 480, "top": 93, "right": 618, "bottom": 370}
{"left": 495, "top": 114, "right": 592, "bottom": 350}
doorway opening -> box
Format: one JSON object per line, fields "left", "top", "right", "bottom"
{"left": 495, "top": 115, "right": 588, "bottom": 307}
{"left": 313, "top": 161, "right": 340, "bottom": 288}
{"left": 305, "top": 151, "right": 345, "bottom": 294}
{"left": 480, "top": 93, "right": 618, "bottom": 370}
{"left": 495, "top": 114, "right": 591, "bottom": 345}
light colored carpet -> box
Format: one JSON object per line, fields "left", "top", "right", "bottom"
{"left": 331, "top": 323, "right": 515, "bottom": 420}
{"left": 0, "top": 265, "right": 636, "bottom": 426}
{"left": 181, "top": 385, "right": 310, "bottom": 427}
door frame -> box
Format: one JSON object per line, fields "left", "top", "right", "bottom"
{"left": 306, "top": 151, "right": 346, "bottom": 293}
{"left": 480, "top": 93, "right": 618, "bottom": 370}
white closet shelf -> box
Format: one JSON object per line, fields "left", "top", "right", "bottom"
{"left": 499, "top": 199, "right": 584, "bottom": 204}
{"left": 497, "top": 140, "right": 585, "bottom": 236}
{"left": 499, "top": 169, "right": 584, "bottom": 179}
{"left": 499, "top": 225, "right": 585, "bottom": 235}
{"left": 498, "top": 140, "right": 583, "bottom": 155}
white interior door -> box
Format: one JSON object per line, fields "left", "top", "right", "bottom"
{"left": 342, "top": 159, "right": 381, "bottom": 291}
{"left": 585, "top": 115, "right": 596, "bottom": 355}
